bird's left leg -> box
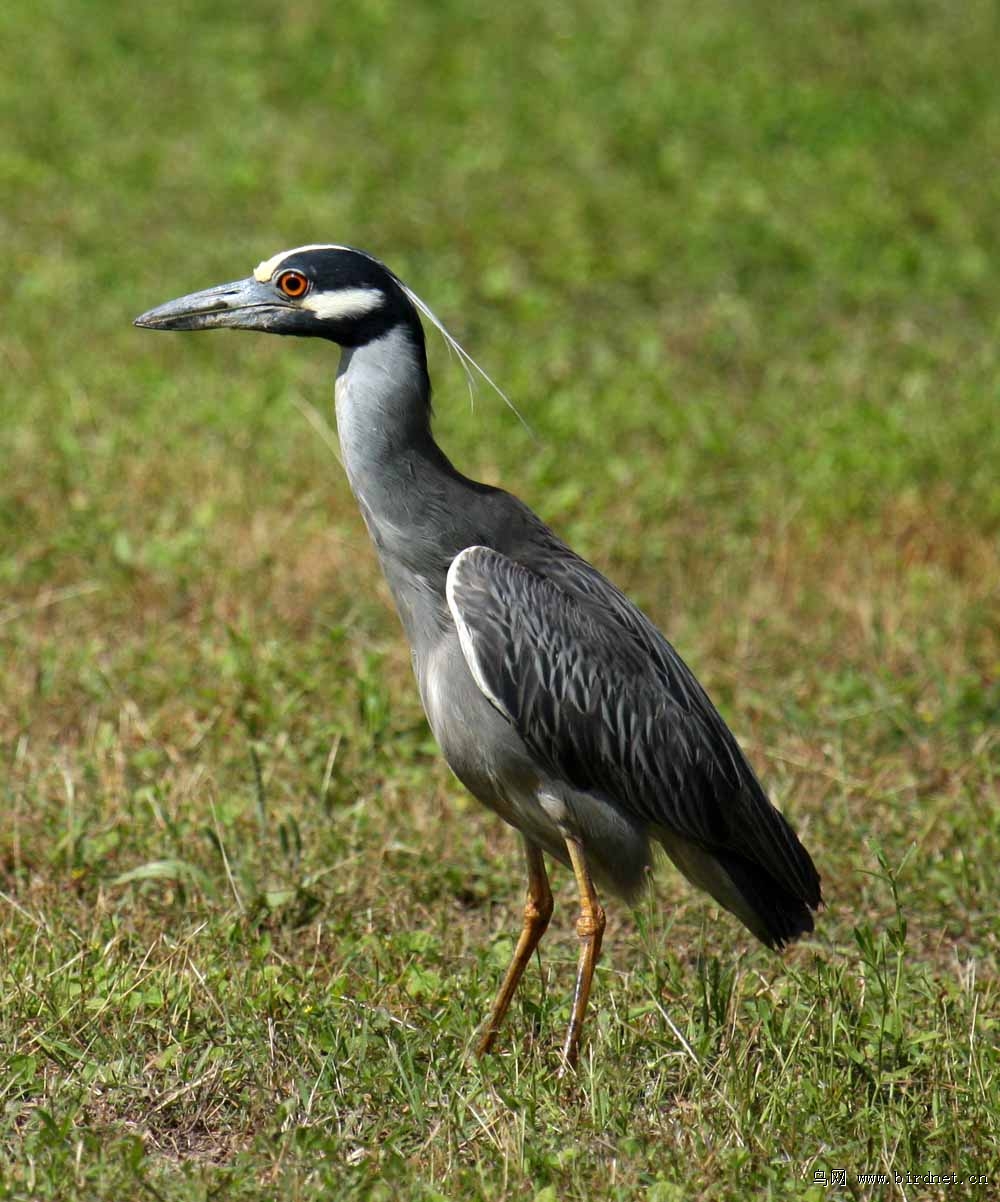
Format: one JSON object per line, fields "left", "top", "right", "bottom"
{"left": 476, "top": 839, "right": 553, "bottom": 1056}
{"left": 560, "top": 834, "right": 606, "bottom": 1073}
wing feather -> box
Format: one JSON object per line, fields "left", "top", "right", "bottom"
{"left": 446, "top": 544, "right": 820, "bottom": 910}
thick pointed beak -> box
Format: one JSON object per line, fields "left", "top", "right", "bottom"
{"left": 134, "top": 277, "right": 288, "bottom": 331}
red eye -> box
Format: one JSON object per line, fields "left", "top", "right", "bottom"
{"left": 277, "top": 270, "right": 309, "bottom": 298}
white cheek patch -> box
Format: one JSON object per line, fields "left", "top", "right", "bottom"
{"left": 300, "top": 287, "right": 385, "bottom": 321}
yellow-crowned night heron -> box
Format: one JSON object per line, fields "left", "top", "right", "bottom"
{"left": 136, "top": 245, "right": 821, "bottom": 1068}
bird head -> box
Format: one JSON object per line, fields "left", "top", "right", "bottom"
{"left": 136, "top": 243, "right": 524, "bottom": 426}
{"left": 134, "top": 244, "right": 416, "bottom": 347}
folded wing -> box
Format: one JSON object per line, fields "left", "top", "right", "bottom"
{"left": 446, "top": 544, "right": 821, "bottom": 948}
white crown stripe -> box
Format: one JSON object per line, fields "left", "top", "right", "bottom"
{"left": 254, "top": 244, "right": 353, "bottom": 282}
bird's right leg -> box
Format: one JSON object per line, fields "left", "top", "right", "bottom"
{"left": 476, "top": 840, "right": 553, "bottom": 1056}
{"left": 559, "top": 834, "right": 606, "bottom": 1074}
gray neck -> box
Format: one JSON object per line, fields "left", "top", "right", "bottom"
{"left": 335, "top": 322, "right": 435, "bottom": 501}
{"left": 334, "top": 322, "right": 469, "bottom": 642}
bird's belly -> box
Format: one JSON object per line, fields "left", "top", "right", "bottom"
{"left": 417, "top": 634, "right": 651, "bottom": 897}
{"left": 418, "top": 635, "right": 568, "bottom": 852}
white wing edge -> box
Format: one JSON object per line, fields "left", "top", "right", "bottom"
{"left": 445, "top": 546, "right": 511, "bottom": 718}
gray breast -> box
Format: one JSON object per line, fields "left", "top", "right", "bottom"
{"left": 419, "top": 632, "right": 538, "bottom": 813}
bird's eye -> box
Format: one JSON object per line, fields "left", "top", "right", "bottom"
{"left": 277, "top": 270, "right": 309, "bottom": 298}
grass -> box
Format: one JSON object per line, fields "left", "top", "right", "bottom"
{"left": 2, "top": 0, "right": 999, "bottom": 1197}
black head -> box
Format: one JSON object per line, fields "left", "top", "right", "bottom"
{"left": 134, "top": 245, "right": 420, "bottom": 347}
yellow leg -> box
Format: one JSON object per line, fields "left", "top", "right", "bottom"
{"left": 560, "top": 835, "right": 606, "bottom": 1074}
{"left": 476, "top": 840, "right": 553, "bottom": 1056}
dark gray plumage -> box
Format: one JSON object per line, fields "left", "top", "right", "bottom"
{"left": 135, "top": 244, "right": 822, "bottom": 1067}
{"left": 448, "top": 545, "right": 819, "bottom": 948}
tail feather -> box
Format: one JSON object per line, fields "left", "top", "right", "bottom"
{"left": 658, "top": 828, "right": 821, "bottom": 950}
{"left": 713, "top": 848, "right": 818, "bottom": 949}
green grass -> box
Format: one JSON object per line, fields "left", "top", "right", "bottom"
{"left": 2, "top": 0, "right": 999, "bottom": 1198}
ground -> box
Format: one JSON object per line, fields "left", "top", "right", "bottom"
{"left": 1, "top": 1, "right": 998, "bottom": 1198}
